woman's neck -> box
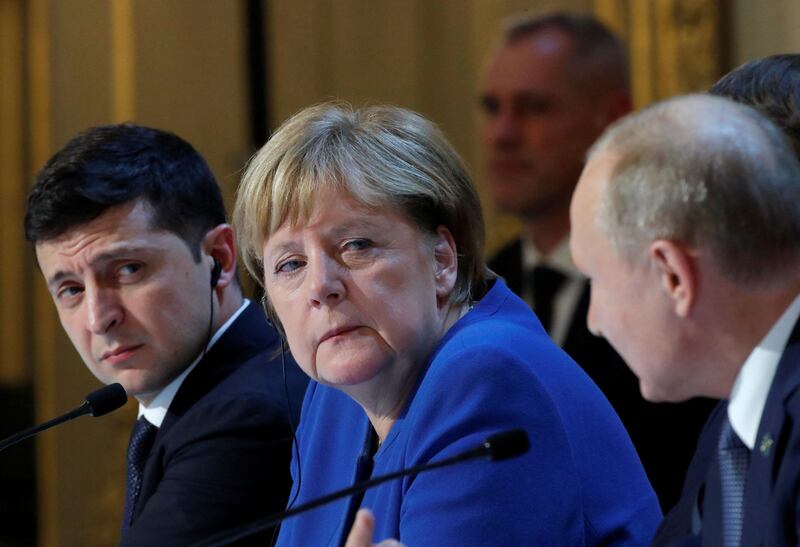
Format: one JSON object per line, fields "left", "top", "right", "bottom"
{"left": 358, "top": 300, "right": 473, "bottom": 443}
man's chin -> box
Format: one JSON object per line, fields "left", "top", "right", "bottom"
{"left": 111, "top": 374, "right": 158, "bottom": 404}
{"left": 638, "top": 378, "right": 688, "bottom": 404}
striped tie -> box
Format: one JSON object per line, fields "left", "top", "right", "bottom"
{"left": 122, "top": 416, "right": 157, "bottom": 530}
{"left": 717, "top": 418, "right": 750, "bottom": 546}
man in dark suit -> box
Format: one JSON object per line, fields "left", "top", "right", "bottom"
{"left": 25, "top": 124, "right": 308, "bottom": 545}
{"left": 648, "top": 54, "right": 800, "bottom": 547}
{"left": 480, "top": 11, "right": 712, "bottom": 510}
{"left": 571, "top": 93, "right": 800, "bottom": 546}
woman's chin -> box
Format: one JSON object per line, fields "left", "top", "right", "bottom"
{"left": 314, "top": 337, "right": 392, "bottom": 388}
{"left": 316, "top": 357, "right": 387, "bottom": 389}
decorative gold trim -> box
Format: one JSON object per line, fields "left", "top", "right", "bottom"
{"left": 27, "top": 0, "right": 59, "bottom": 544}
{"left": 594, "top": 0, "right": 721, "bottom": 108}
{"left": 111, "top": 0, "right": 136, "bottom": 121}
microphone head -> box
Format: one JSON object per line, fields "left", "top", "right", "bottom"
{"left": 85, "top": 383, "right": 128, "bottom": 417}
{"left": 484, "top": 429, "right": 530, "bottom": 461}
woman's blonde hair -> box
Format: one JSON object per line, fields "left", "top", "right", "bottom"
{"left": 234, "top": 102, "right": 490, "bottom": 308}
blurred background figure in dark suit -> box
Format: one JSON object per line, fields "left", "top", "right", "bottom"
{"left": 479, "top": 11, "right": 714, "bottom": 511}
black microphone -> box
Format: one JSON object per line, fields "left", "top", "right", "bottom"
{"left": 0, "top": 383, "right": 128, "bottom": 452}
{"left": 196, "top": 428, "right": 530, "bottom": 547}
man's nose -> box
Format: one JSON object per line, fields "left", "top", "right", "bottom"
{"left": 87, "top": 287, "right": 124, "bottom": 334}
{"left": 487, "top": 110, "right": 521, "bottom": 146}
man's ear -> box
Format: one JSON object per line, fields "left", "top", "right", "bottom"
{"left": 203, "top": 224, "right": 237, "bottom": 289}
{"left": 432, "top": 226, "right": 458, "bottom": 304}
{"left": 648, "top": 239, "right": 696, "bottom": 317}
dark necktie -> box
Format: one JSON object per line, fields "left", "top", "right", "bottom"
{"left": 717, "top": 418, "right": 750, "bottom": 546}
{"left": 530, "top": 265, "right": 566, "bottom": 333}
{"left": 122, "top": 416, "right": 158, "bottom": 531}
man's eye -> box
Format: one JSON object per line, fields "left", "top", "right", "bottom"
{"left": 57, "top": 285, "right": 83, "bottom": 300}
{"left": 518, "top": 99, "right": 549, "bottom": 115}
{"left": 479, "top": 96, "right": 499, "bottom": 116}
{"left": 118, "top": 263, "right": 143, "bottom": 276}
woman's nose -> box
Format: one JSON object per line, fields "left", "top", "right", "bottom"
{"left": 306, "top": 254, "right": 346, "bottom": 308}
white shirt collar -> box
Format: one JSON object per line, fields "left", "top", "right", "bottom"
{"left": 520, "top": 235, "right": 585, "bottom": 345}
{"left": 728, "top": 294, "right": 800, "bottom": 449}
{"left": 138, "top": 299, "right": 251, "bottom": 426}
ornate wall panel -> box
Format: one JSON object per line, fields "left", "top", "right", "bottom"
{"left": 594, "top": 0, "right": 722, "bottom": 108}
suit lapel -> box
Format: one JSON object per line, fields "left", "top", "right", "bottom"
{"left": 159, "top": 302, "right": 275, "bottom": 437}
{"left": 134, "top": 302, "right": 275, "bottom": 521}
{"left": 740, "top": 316, "right": 800, "bottom": 545}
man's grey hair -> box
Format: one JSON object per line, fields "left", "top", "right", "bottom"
{"left": 502, "top": 11, "right": 629, "bottom": 92}
{"left": 589, "top": 93, "right": 800, "bottom": 287}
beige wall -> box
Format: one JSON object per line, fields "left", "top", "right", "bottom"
{"left": 729, "top": 0, "right": 800, "bottom": 68}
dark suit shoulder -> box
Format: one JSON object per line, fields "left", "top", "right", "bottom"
{"left": 166, "top": 303, "right": 306, "bottom": 427}
{"left": 487, "top": 238, "right": 523, "bottom": 295}
{"left": 123, "top": 303, "right": 308, "bottom": 546}
{"left": 651, "top": 402, "right": 726, "bottom": 546}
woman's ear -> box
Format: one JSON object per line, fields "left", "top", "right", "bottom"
{"left": 432, "top": 226, "right": 458, "bottom": 303}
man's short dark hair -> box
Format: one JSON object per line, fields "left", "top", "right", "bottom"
{"left": 710, "top": 54, "right": 800, "bottom": 159}
{"left": 25, "top": 123, "right": 226, "bottom": 260}
{"left": 503, "top": 11, "right": 629, "bottom": 92}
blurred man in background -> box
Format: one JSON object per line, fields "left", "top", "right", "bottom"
{"left": 480, "top": 12, "right": 713, "bottom": 510}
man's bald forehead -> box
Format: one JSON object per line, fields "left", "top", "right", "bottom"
{"left": 499, "top": 12, "right": 629, "bottom": 92}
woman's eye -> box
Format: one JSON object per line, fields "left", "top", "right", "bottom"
{"left": 343, "top": 238, "right": 373, "bottom": 252}
{"left": 276, "top": 259, "right": 304, "bottom": 274}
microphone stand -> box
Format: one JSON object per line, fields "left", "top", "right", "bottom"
{"left": 0, "top": 383, "right": 128, "bottom": 453}
{"left": 196, "top": 429, "right": 528, "bottom": 547}
{"left": 0, "top": 402, "right": 91, "bottom": 452}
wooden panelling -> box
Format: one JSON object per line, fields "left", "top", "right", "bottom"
{"left": 0, "top": 0, "right": 28, "bottom": 387}
{"left": 26, "top": 2, "right": 250, "bottom": 544}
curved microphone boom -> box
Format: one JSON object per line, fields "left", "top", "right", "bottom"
{"left": 0, "top": 383, "right": 128, "bottom": 452}
{"left": 196, "top": 428, "right": 530, "bottom": 547}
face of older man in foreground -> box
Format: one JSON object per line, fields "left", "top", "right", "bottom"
{"left": 570, "top": 94, "right": 800, "bottom": 404}
{"left": 570, "top": 152, "right": 703, "bottom": 402}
